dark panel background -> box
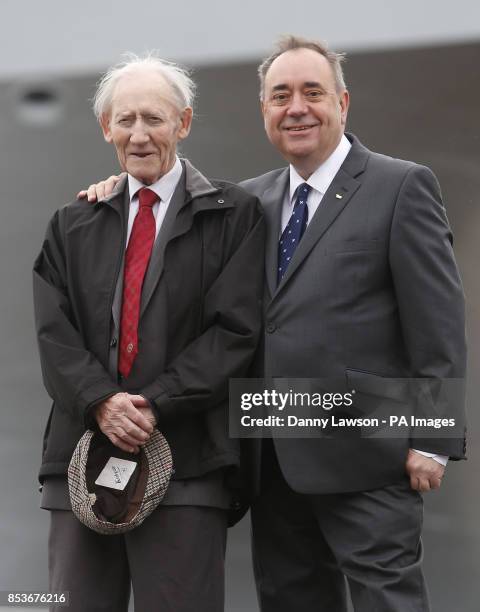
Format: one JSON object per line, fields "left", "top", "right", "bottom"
{"left": 0, "top": 41, "right": 478, "bottom": 611}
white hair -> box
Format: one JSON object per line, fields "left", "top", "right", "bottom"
{"left": 92, "top": 51, "right": 196, "bottom": 120}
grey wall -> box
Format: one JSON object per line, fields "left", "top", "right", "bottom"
{"left": 0, "top": 40, "right": 478, "bottom": 611}
{"left": 2, "top": 0, "right": 480, "bottom": 77}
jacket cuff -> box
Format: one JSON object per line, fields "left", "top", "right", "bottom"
{"left": 140, "top": 381, "right": 174, "bottom": 421}
{"left": 143, "top": 396, "right": 161, "bottom": 425}
{"left": 410, "top": 436, "right": 467, "bottom": 460}
{"left": 75, "top": 379, "right": 121, "bottom": 429}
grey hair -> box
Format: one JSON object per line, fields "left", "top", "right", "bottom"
{"left": 258, "top": 35, "right": 347, "bottom": 100}
{"left": 93, "top": 51, "right": 196, "bottom": 120}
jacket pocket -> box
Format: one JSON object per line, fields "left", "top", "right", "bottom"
{"left": 346, "top": 368, "right": 410, "bottom": 403}
{"left": 345, "top": 368, "right": 414, "bottom": 431}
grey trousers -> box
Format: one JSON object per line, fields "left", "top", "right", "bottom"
{"left": 49, "top": 506, "right": 227, "bottom": 612}
{"left": 251, "top": 443, "right": 430, "bottom": 612}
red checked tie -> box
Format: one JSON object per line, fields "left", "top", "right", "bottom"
{"left": 118, "top": 187, "right": 158, "bottom": 378}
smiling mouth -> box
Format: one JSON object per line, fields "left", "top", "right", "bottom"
{"left": 284, "top": 125, "right": 318, "bottom": 132}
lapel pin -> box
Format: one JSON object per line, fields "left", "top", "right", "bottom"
{"left": 335, "top": 193, "right": 343, "bottom": 200}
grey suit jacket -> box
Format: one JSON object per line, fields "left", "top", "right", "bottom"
{"left": 241, "top": 133, "right": 466, "bottom": 495}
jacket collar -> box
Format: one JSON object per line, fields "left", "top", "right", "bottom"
{"left": 94, "top": 173, "right": 128, "bottom": 212}
{"left": 340, "top": 132, "right": 370, "bottom": 179}
{"left": 182, "top": 158, "right": 220, "bottom": 199}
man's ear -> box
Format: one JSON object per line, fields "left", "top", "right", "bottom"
{"left": 260, "top": 99, "right": 268, "bottom": 132}
{"left": 100, "top": 114, "right": 113, "bottom": 143}
{"left": 178, "top": 107, "right": 193, "bottom": 140}
{"left": 339, "top": 90, "right": 350, "bottom": 126}
{"left": 260, "top": 99, "right": 266, "bottom": 118}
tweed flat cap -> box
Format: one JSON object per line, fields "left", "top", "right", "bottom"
{"left": 68, "top": 429, "right": 173, "bottom": 534}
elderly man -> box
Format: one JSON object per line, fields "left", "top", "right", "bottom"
{"left": 82, "top": 37, "right": 466, "bottom": 612}
{"left": 34, "top": 54, "right": 264, "bottom": 612}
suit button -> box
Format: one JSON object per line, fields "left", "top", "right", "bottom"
{"left": 230, "top": 500, "right": 241, "bottom": 510}
{"left": 266, "top": 322, "right": 276, "bottom": 333}
{"left": 110, "top": 337, "right": 117, "bottom": 347}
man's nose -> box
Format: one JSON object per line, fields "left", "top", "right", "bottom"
{"left": 130, "top": 121, "right": 150, "bottom": 144}
{"left": 286, "top": 93, "right": 308, "bottom": 117}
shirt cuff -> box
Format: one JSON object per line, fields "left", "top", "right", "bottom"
{"left": 411, "top": 449, "right": 448, "bottom": 466}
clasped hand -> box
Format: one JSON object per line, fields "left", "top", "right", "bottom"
{"left": 94, "top": 392, "right": 156, "bottom": 453}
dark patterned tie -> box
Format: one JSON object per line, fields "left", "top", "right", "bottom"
{"left": 277, "top": 182, "right": 311, "bottom": 284}
{"left": 118, "top": 187, "right": 158, "bottom": 378}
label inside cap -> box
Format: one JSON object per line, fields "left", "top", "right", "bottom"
{"left": 95, "top": 457, "right": 138, "bottom": 491}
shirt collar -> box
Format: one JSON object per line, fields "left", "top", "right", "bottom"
{"left": 128, "top": 156, "right": 182, "bottom": 204}
{"left": 289, "top": 134, "right": 352, "bottom": 201}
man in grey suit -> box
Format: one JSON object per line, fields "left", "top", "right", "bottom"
{"left": 82, "top": 37, "right": 466, "bottom": 612}
{"left": 240, "top": 36, "right": 466, "bottom": 612}
{"left": 34, "top": 54, "right": 264, "bottom": 612}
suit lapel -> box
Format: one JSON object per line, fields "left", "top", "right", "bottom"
{"left": 262, "top": 168, "right": 289, "bottom": 298}
{"left": 273, "top": 134, "right": 370, "bottom": 296}
{"left": 276, "top": 169, "right": 360, "bottom": 290}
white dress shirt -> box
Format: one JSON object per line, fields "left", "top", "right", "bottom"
{"left": 283, "top": 135, "right": 447, "bottom": 467}
{"left": 126, "top": 156, "right": 182, "bottom": 246}
{"left": 281, "top": 135, "right": 351, "bottom": 233}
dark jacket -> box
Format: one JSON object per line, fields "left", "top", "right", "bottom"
{"left": 34, "top": 160, "right": 265, "bottom": 490}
